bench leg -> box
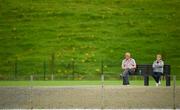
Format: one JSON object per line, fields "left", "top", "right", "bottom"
{"left": 166, "top": 75, "right": 171, "bottom": 86}
{"left": 144, "top": 75, "right": 149, "bottom": 86}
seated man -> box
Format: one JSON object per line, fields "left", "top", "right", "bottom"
{"left": 121, "top": 52, "right": 136, "bottom": 85}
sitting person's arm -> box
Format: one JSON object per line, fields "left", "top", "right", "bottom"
{"left": 153, "top": 61, "right": 164, "bottom": 68}
{"left": 131, "top": 59, "right": 136, "bottom": 69}
{"left": 121, "top": 60, "right": 126, "bottom": 70}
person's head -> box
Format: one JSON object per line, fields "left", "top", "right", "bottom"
{"left": 156, "top": 54, "right": 162, "bottom": 61}
{"left": 125, "top": 52, "right": 131, "bottom": 60}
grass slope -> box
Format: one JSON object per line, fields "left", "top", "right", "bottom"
{"left": 0, "top": 0, "right": 179, "bottom": 79}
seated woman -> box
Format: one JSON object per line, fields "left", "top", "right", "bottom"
{"left": 152, "top": 54, "right": 164, "bottom": 86}
{"left": 121, "top": 52, "right": 136, "bottom": 85}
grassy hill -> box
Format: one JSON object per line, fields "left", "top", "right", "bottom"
{"left": 0, "top": 0, "right": 179, "bottom": 80}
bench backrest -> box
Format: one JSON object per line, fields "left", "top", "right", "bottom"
{"left": 132, "top": 64, "right": 170, "bottom": 76}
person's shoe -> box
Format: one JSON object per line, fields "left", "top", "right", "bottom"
{"left": 156, "top": 83, "right": 159, "bottom": 87}
{"left": 158, "top": 81, "right": 161, "bottom": 85}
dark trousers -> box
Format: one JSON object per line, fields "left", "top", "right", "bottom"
{"left": 152, "top": 72, "right": 162, "bottom": 83}
{"left": 122, "top": 69, "right": 135, "bottom": 85}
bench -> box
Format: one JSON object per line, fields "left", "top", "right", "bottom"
{"left": 132, "top": 64, "right": 171, "bottom": 86}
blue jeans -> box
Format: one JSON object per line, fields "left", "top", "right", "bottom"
{"left": 122, "top": 69, "right": 135, "bottom": 85}
{"left": 152, "top": 72, "right": 162, "bottom": 83}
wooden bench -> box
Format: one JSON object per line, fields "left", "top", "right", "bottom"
{"left": 132, "top": 64, "right": 171, "bottom": 86}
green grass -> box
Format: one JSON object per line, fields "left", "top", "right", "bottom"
{"left": 0, "top": 80, "right": 179, "bottom": 86}
{"left": 0, "top": 0, "right": 179, "bottom": 80}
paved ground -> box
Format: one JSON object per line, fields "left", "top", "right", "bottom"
{"left": 0, "top": 86, "right": 179, "bottom": 109}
